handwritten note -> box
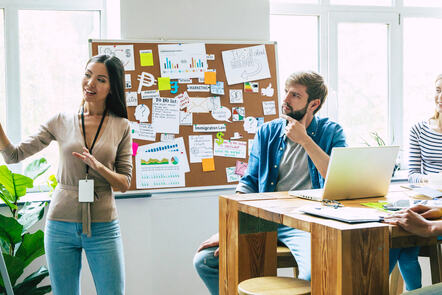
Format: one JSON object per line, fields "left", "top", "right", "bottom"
{"left": 213, "top": 140, "right": 247, "bottom": 159}
{"left": 152, "top": 97, "right": 180, "bottom": 134}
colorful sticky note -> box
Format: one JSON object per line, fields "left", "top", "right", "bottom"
{"left": 202, "top": 158, "right": 215, "bottom": 172}
{"left": 132, "top": 142, "right": 139, "bottom": 156}
{"left": 158, "top": 77, "right": 171, "bottom": 91}
{"left": 204, "top": 71, "right": 216, "bottom": 85}
{"left": 140, "top": 50, "right": 154, "bottom": 66}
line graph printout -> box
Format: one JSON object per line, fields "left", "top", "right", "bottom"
{"left": 158, "top": 43, "right": 208, "bottom": 79}
{"left": 222, "top": 45, "right": 270, "bottom": 85}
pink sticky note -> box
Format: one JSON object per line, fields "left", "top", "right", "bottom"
{"left": 235, "top": 160, "right": 248, "bottom": 176}
{"left": 132, "top": 142, "right": 139, "bottom": 156}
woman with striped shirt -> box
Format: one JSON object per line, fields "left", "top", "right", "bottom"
{"left": 389, "top": 74, "right": 442, "bottom": 291}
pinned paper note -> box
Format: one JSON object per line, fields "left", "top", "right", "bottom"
{"left": 98, "top": 44, "right": 135, "bottom": 71}
{"left": 187, "top": 84, "right": 210, "bottom": 92}
{"left": 244, "top": 82, "right": 259, "bottom": 93}
{"left": 207, "top": 96, "right": 221, "bottom": 111}
{"left": 188, "top": 97, "right": 210, "bottom": 113}
{"left": 231, "top": 132, "right": 243, "bottom": 140}
{"left": 189, "top": 135, "right": 213, "bottom": 163}
{"left": 214, "top": 140, "right": 247, "bottom": 159}
{"left": 262, "top": 101, "right": 276, "bottom": 116}
{"left": 204, "top": 71, "right": 216, "bottom": 85}
{"left": 141, "top": 90, "right": 160, "bottom": 100}
{"left": 211, "top": 107, "right": 231, "bottom": 122}
{"left": 158, "top": 43, "right": 207, "bottom": 79}
{"left": 221, "top": 45, "right": 271, "bottom": 85}
{"left": 202, "top": 158, "right": 215, "bottom": 172}
{"left": 180, "top": 111, "right": 193, "bottom": 125}
{"left": 178, "top": 78, "right": 192, "bottom": 84}
{"left": 232, "top": 107, "right": 245, "bottom": 121}
{"left": 132, "top": 142, "right": 139, "bottom": 156}
{"left": 243, "top": 116, "right": 258, "bottom": 133}
{"left": 137, "top": 72, "right": 157, "bottom": 93}
{"left": 135, "top": 104, "right": 150, "bottom": 122}
{"left": 226, "top": 167, "right": 241, "bottom": 182}
{"left": 158, "top": 77, "right": 171, "bottom": 91}
{"left": 193, "top": 124, "right": 226, "bottom": 133}
{"left": 211, "top": 81, "right": 224, "bottom": 95}
{"left": 130, "top": 122, "right": 156, "bottom": 141}
{"left": 261, "top": 83, "right": 274, "bottom": 97}
{"left": 140, "top": 49, "right": 154, "bottom": 66}
{"left": 152, "top": 97, "right": 180, "bottom": 134}
{"left": 161, "top": 133, "right": 175, "bottom": 142}
{"left": 176, "top": 91, "right": 190, "bottom": 110}
{"left": 125, "top": 74, "right": 132, "bottom": 89}
{"left": 126, "top": 91, "right": 138, "bottom": 107}
{"left": 235, "top": 161, "right": 248, "bottom": 176}
{"left": 229, "top": 89, "right": 243, "bottom": 104}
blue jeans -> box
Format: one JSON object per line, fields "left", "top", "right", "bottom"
{"left": 389, "top": 247, "right": 422, "bottom": 291}
{"left": 193, "top": 225, "right": 311, "bottom": 295}
{"left": 44, "top": 220, "right": 125, "bottom": 295}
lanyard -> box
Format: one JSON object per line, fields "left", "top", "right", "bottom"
{"left": 81, "top": 106, "right": 107, "bottom": 176}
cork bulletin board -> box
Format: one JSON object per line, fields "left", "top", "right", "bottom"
{"left": 89, "top": 40, "right": 279, "bottom": 191}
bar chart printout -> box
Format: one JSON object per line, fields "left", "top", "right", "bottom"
{"left": 158, "top": 43, "right": 208, "bottom": 79}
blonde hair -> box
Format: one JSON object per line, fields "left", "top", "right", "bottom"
{"left": 431, "top": 74, "right": 442, "bottom": 120}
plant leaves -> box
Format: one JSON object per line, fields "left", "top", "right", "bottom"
{"left": 17, "top": 202, "right": 46, "bottom": 233}
{"left": 13, "top": 266, "right": 51, "bottom": 295}
{"left": 0, "top": 215, "right": 23, "bottom": 247}
{"left": 0, "top": 184, "right": 17, "bottom": 211}
{"left": 0, "top": 166, "right": 34, "bottom": 200}
{"left": 0, "top": 253, "right": 24, "bottom": 287}
{"left": 15, "top": 231, "right": 45, "bottom": 268}
{"left": 23, "top": 158, "right": 50, "bottom": 181}
{"left": 47, "top": 175, "right": 58, "bottom": 192}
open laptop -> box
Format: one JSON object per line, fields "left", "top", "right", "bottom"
{"left": 288, "top": 146, "right": 400, "bottom": 201}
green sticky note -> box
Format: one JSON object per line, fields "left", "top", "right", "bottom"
{"left": 158, "top": 77, "right": 171, "bottom": 91}
{"left": 140, "top": 50, "right": 154, "bottom": 66}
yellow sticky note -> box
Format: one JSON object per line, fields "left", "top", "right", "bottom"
{"left": 140, "top": 50, "right": 154, "bottom": 66}
{"left": 158, "top": 77, "right": 171, "bottom": 91}
{"left": 204, "top": 71, "right": 216, "bottom": 85}
{"left": 202, "top": 158, "right": 215, "bottom": 172}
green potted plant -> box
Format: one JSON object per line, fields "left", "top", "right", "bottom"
{"left": 0, "top": 158, "right": 56, "bottom": 295}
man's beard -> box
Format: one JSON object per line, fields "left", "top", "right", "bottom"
{"left": 282, "top": 102, "right": 308, "bottom": 121}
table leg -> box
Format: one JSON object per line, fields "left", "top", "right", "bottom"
{"left": 219, "top": 197, "right": 277, "bottom": 295}
{"left": 311, "top": 224, "right": 389, "bottom": 295}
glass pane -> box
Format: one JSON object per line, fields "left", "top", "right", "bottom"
{"left": 0, "top": 10, "right": 5, "bottom": 166}
{"left": 19, "top": 10, "right": 100, "bottom": 178}
{"left": 278, "top": 0, "right": 318, "bottom": 3}
{"left": 404, "top": 0, "right": 442, "bottom": 7}
{"left": 403, "top": 18, "right": 442, "bottom": 166}
{"left": 270, "top": 15, "right": 318, "bottom": 103}
{"left": 337, "top": 23, "right": 388, "bottom": 146}
{"left": 331, "top": 0, "right": 392, "bottom": 5}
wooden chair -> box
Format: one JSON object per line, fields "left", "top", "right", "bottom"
{"left": 277, "top": 244, "right": 299, "bottom": 277}
{"left": 389, "top": 243, "right": 442, "bottom": 295}
{"left": 238, "top": 277, "right": 311, "bottom": 295}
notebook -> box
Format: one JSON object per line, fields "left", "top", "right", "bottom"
{"left": 298, "top": 205, "right": 386, "bottom": 224}
{"left": 289, "top": 146, "right": 400, "bottom": 201}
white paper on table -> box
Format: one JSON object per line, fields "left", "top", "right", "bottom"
{"left": 188, "top": 135, "right": 213, "bottom": 163}
{"left": 213, "top": 140, "right": 247, "bottom": 159}
{"left": 229, "top": 89, "right": 243, "bottom": 104}
{"left": 125, "top": 74, "right": 132, "bottom": 89}
{"left": 262, "top": 101, "right": 276, "bottom": 116}
{"left": 135, "top": 149, "right": 185, "bottom": 189}
{"left": 141, "top": 90, "right": 160, "bottom": 99}
{"left": 221, "top": 45, "right": 271, "bottom": 85}
{"left": 152, "top": 97, "right": 180, "bottom": 134}
{"left": 187, "top": 97, "right": 210, "bottom": 113}
{"left": 187, "top": 84, "right": 210, "bottom": 92}
{"left": 98, "top": 45, "right": 135, "bottom": 71}
{"left": 134, "top": 104, "right": 150, "bottom": 122}
{"left": 139, "top": 138, "right": 189, "bottom": 173}
{"left": 126, "top": 91, "right": 138, "bottom": 107}
{"left": 193, "top": 124, "right": 226, "bottom": 133}
{"left": 129, "top": 122, "right": 156, "bottom": 141}
{"left": 158, "top": 43, "right": 207, "bottom": 79}
{"left": 226, "top": 167, "right": 241, "bottom": 183}
{"left": 180, "top": 111, "right": 193, "bottom": 125}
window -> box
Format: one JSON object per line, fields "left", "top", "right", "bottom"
{"left": 404, "top": 0, "right": 442, "bottom": 7}
{"left": 403, "top": 17, "right": 442, "bottom": 155}
{"left": 18, "top": 10, "right": 100, "bottom": 176}
{"left": 0, "top": 10, "right": 5, "bottom": 129}
{"left": 330, "top": 0, "right": 392, "bottom": 6}
{"left": 335, "top": 22, "right": 389, "bottom": 146}
{"left": 270, "top": 14, "right": 318, "bottom": 107}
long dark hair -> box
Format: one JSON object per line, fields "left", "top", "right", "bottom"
{"left": 86, "top": 54, "right": 128, "bottom": 118}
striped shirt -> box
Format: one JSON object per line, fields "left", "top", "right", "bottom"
{"left": 409, "top": 120, "right": 442, "bottom": 183}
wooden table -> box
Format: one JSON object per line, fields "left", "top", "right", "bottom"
{"left": 219, "top": 185, "right": 438, "bottom": 295}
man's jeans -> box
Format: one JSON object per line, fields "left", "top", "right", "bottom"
{"left": 193, "top": 225, "right": 311, "bottom": 295}
{"left": 45, "top": 220, "right": 125, "bottom": 295}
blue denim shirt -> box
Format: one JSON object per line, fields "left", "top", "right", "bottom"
{"left": 238, "top": 117, "right": 347, "bottom": 193}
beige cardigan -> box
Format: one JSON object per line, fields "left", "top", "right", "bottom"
{"left": 1, "top": 112, "right": 132, "bottom": 234}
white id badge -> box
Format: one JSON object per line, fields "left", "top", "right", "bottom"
{"left": 79, "top": 179, "right": 94, "bottom": 202}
